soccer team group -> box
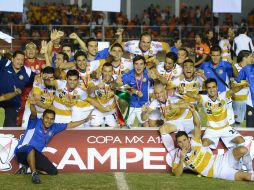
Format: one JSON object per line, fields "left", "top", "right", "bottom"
{"left": 1, "top": 28, "right": 254, "bottom": 184}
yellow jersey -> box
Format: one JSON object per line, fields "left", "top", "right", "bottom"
{"left": 173, "top": 138, "right": 216, "bottom": 177}
{"left": 200, "top": 92, "right": 231, "bottom": 130}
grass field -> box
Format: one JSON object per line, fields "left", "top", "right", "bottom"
{"left": 0, "top": 172, "right": 253, "bottom": 190}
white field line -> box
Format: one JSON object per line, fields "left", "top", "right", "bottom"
{"left": 114, "top": 172, "right": 129, "bottom": 190}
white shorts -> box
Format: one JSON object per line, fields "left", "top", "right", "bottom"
{"left": 90, "top": 109, "right": 117, "bottom": 127}
{"left": 232, "top": 101, "right": 246, "bottom": 123}
{"left": 165, "top": 118, "right": 194, "bottom": 135}
{"left": 127, "top": 107, "right": 144, "bottom": 126}
{"left": 227, "top": 101, "right": 235, "bottom": 125}
{"left": 54, "top": 115, "right": 72, "bottom": 124}
{"left": 202, "top": 126, "right": 242, "bottom": 149}
{"left": 213, "top": 149, "right": 238, "bottom": 180}
{"left": 71, "top": 106, "right": 94, "bottom": 128}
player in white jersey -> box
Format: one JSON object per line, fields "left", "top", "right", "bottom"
{"left": 184, "top": 78, "right": 247, "bottom": 149}
{"left": 148, "top": 51, "right": 182, "bottom": 106}
{"left": 89, "top": 62, "right": 117, "bottom": 127}
{"left": 170, "top": 59, "right": 206, "bottom": 105}
{"left": 22, "top": 66, "right": 56, "bottom": 128}
{"left": 109, "top": 43, "right": 133, "bottom": 79}
{"left": 172, "top": 105, "right": 254, "bottom": 181}
{"left": 123, "top": 32, "right": 169, "bottom": 61}
{"left": 156, "top": 52, "right": 182, "bottom": 84}
{"left": 74, "top": 51, "right": 104, "bottom": 90}
{"left": 232, "top": 50, "right": 252, "bottom": 127}
{"left": 141, "top": 81, "right": 193, "bottom": 153}
{"left": 52, "top": 70, "right": 114, "bottom": 125}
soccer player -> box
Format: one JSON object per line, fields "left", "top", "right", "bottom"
{"left": 51, "top": 69, "right": 113, "bottom": 125}
{"left": 156, "top": 52, "right": 182, "bottom": 84}
{"left": 116, "top": 55, "right": 151, "bottom": 127}
{"left": 232, "top": 50, "right": 252, "bottom": 127}
{"left": 235, "top": 53, "right": 254, "bottom": 128}
{"left": 172, "top": 105, "right": 254, "bottom": 181}
{"left": 89, "top": 62, "right": 118, "bottom": 127}
{"left": 109, "top": 43, "right": 133, "bottom": 79}
{"left": 184, "top": 78, "right": 247, "bottom": 149}
{"left": 15, "top": 100, "right": 93, "bottom": 184}
{"left": 123, "top": 32, "right": 169, "bottom": 61}
{"left": 74, "top": 51, "right": 105, "bottom": 90}
{"left": 170, "top": 59, "right": 206, "bottom": 105}
{"left": 141, "top": 81, "right": 192, "bottom": 152}
{"left": 21, "top": 66, "right": 56, "bottom": 128}
{"left": 200, "top": 45, "right": 238, "bottom": 125}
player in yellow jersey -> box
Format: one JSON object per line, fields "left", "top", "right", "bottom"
{"left": 171, "top": 59, "right": 206, "bottom": 105}
{"left": 22, "top": 66, "right": 56, "bottom": 128}
{"left": 172, "top": 105, "right": 254, "bottom": 181}
{"left": 89, "top": 62, "right": 117, "bottom": 127}
{"left": 184, "top": 78, "right": 248, "bottom": 149}
{"left": 232, "top": 50, "right": 252, "bottom": 127}
{"left": 52, "top": 70, "right": 114, "bottom": 125}
{"left": 141, "top": 81, "right": 193, "bottom": 153}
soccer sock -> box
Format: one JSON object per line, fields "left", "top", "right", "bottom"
{"left": 251, "top": 172, "right": 254, "bottom": 181}
{"left": 161, "top": 134, "right": 175, "bottom": 152}
{"left": 242, "top": 152, "right": 253, "bottom": 171}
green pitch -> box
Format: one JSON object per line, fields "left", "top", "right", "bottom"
{"left": 0, "top": 172, "right": 253, "bottom": 190}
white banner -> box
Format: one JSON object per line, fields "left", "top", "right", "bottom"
{"left": 0, "top": 0, "right": 23, "bottom": 13}
{"left": 213, "top": 0, "right": 241, "bottom": 13}
{"left": 92, "top": 0, "right": 121, "bottom": 12}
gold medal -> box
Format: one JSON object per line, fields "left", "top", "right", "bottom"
{"left": 219, "top": 69, "right": 223, "bottom": 74}
{"left": 19, "top": 75, "right": 24, "bottom": 80}
{"left": 143, "top": 78, "right": 147, "bottom": 82}
{"left": 248, "top": 111, "right": 253, "bottom": 116}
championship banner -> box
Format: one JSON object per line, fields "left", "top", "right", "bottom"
{"left": 0, "top": 129, "right": 254, "bottom": 173}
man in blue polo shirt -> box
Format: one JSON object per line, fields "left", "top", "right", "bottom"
{"left": 235, "top": 64, "right": 254, "bottom": 127}
{"left": 0, "top": 51, "right": 35, "bottom": 127}
{"left": 200, "top": 45, "right": 238, "bottom": 125}
{"left": 200, "top": 45, "right": 238, "bottom": 92}
{"left": 15, "top": 100, "right": 92, "bottom": 184}
{"left": 117, "top": 55, "right": 151, "bottom": 127}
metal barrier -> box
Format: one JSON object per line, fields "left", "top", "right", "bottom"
{"left": 1, "top": 24, "right": 254, "bottom": 51}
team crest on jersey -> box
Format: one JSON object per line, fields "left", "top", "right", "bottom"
{"left": 47, "top": 131, "right": 53, "bottom": 137}
{"left": 148, "top": 50, "right": 153, "bottom": 56}
{"left": 19, "top": 75, "right": 24, "bottom": 80}
{"left": 173, "top": 69, "right": 177, "bottom": 74}
{"left": 219, "top": 69, "right": 223, "bottom": 74}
